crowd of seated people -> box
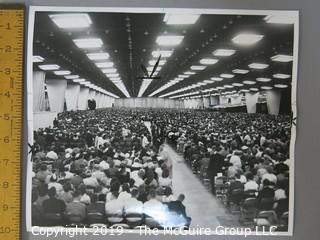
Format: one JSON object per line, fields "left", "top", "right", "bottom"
{"left": 31, "top": 109, "right": 190, "bottom": 229}
{"left": 163, "top": 111, "right": 291, "bottom": 230}
{"left": 32, "top": 108, "right": 292, "bottom": 231}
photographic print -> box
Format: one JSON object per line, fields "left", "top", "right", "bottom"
{"left": 26, "top": 7, "right": 298, "bottom": 236}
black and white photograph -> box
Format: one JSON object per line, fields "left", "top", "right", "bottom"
{"left": 26, "top": 7, "right": 298, "bottom": 235}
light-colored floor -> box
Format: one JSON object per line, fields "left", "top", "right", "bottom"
{"left": 163, "top": 144, "right": 235, "bottom": 229}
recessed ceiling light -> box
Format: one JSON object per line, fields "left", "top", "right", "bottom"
{"left": 38, "top": 64, "right": 60, "bottom": 71}
{"left": 248, "top": 63, "right": 269, "bottom": 69}
{"left": 149, "top": 59, "right": 166, "bottom": 66}
{"left": 250, "top": 88, "right": 259, "bottom": 91}
{"left": 264, "top": 15, "right": 295, "bottom": 24}
{"left": 216, "top": 86, "right": 225, "bottom": 90}
{"left": 273, "top": 73, "right": 291, "bottom": 79}
{"left": 163, "top": 13, "right": 200, "bottom": 25}
{"left": 211, "top": 77, "right": 223, "bottom": 81}
{"left": 200, "top": 58, "right": 219, "bottom": 65}
{"left": 243, "top": 80, "right": 256, "bottom": 85}
{"left": 109, "top": 77, "right": 121, "bottom": 81}
{"left": 65, "top": 75, "right": 79, "bottom": 79}
{"left": 213, "top": 49, "right": 236, "bottom": 57}
{"left": 220, "top": 74, "right": 234, "bottom": 78}
{"left": 87, "top": 52, "right": 109, "bottom": 60}
{"left": 95, "top": 62, "right": 114, "bottom": 68}
{"left": 102, "top": 68, "right": 117, "bottom": 73}
{"left": 204, "top": 80, "right": 215, "bottom": 84}
{"left": 190, "top": 65, "right": 206, "bottom": 71}
{"left": 73, "top": 38, "right": 103, "bottom": 49}
{"left": 274, "top": 84, "right": 289, "bottom": 88}
{"left": 240, "top": 89, "right": 250, "bottom": 93}
{"left": 261, "top": 86, "right": 273, "bottom": 90}
{"left": 79, "top": 81, "right": 90, "bottom": 85}
{"left": 33, "top": 55, "right": 44, "bottom": 63}
{"left": 49, "top": 13, "right": 92, "bottom": 29}
{"left": 271, "top": 54, "right": 293, "bottom": 62}
{"left": 156, "top": 35, "right": 184, "bottom": 46}
{"left": 151, "top": 50, "right": 173, "bottom": 58}
{"left": 232, "top": 83, "right": 244, "bottom": 87}
{"left": 178, "top": 74, "right": 189, "bottom": 78}
{"left": 73, "top": 78, "right": 86, "bottom": 83}
{"left": 174, "top": 77, "right": 183, "bottom": 81}
{"left": 106, "top": 73, "right": 119, "bottom": 78}
{"left": 232, "top": 33, "right": 264, "bottom": 45}
{"left": 53, "top": 70, "right": 71, "bottom": 76}
{"left": 232, "top": 69, "right": 249, "bottom": 74}
{"left": 256, "top": 77, "right": 271, "bottom": 82}
{"left": 184, "top": 71, "right": 196, "bottom": 75}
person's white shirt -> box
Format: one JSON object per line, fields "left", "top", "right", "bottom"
{"left": 162, "top": 194, "right": 176, "bottom": 203}
{"left": 244, "top": 180, "right": 259, "bottom": 192}
{"left": 124, "top": 197, "right": 143, "bottom": 215}
{"left": 158, "top": 177, "right": 172, "bottom": 187}
{"left": 143, "top": 198, "right": 166, "bottom": 218}
{"left": 274, "top": 189, "right": 287, "bottom": 201}
{"left": 80, "top": 193, "right": 91, "bottom": 205}
{"left": 118, "top": 191, "right": 131, "bottom": 202}
{"left": 230, "top": 155, "right": 242, "bottom": 168}
{"left": 83, "top": 177, "right": 99, "bottom": 188}
{"left": 105, "top": 199, "right": 124, "bottom": 223}
{"left": 142, "top": 136, "right": 149, "bottom": 148}
{"left": 262, "top": 173, "right": 277, "bottom": 184}
{"left": 98, "top": 160, "right": 110, "bottom": 170}
{"left": 48, "top": 182, "right": 63, "bottom": 196}
{"left": 240, "top": 175, "right": 247, "bottom": 184}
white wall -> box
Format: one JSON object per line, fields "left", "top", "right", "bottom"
{"left": 114, "top": 97, "right": 184, "bottom": 109}
{"left": 33, "top": 112, "right": 58, "bottom": 130}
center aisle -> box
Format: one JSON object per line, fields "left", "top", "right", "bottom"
{"left": 163, "top": 144, "right": 236, "bottom": 229}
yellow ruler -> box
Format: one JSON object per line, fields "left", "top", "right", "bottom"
{"left": 0, "top": 6, "right": 24, "bottom": 240}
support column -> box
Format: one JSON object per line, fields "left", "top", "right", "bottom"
{"left": 266, "top": 90, "right": 282, "bottom": 115}
{"left": 95, "top": 93, "right": 102, "bottom": 108}
{"left": 78, "top": 87, "right": 90, "bottom": 110}
{"left": 65, "top": 84, "right": 80, "bottom": 111}
{"left": 46, "top": 79, "right": 67, "bottom": 112}
{"left": 210, "top": 95, "right": 219, "bottom": 106}
{"left": 203, "top": 97, "right": 210, "bottom": 108}
{"left": 88, "top": 89, "right": 96, "bottom": 100}
{"left": 245, "top": 92, "right": 259, "bottom": 113}
{"left": 33, "top": 71, "right": 46, "bottom": 112}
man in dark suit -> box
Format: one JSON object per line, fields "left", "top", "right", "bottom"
{"left": 208, "top": 147, "right": 225, "bottom": 194}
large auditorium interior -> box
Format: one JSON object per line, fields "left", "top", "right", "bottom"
{"left": 28, "top": 8, "right": 297, "bottom": 235}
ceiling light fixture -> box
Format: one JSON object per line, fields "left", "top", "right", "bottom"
{"left": 271, "top": 54, "right": 293, "bottom": 62}
{"left": 95, "top": 62, "right": 114, "bottom": 68}
{"left": 73, "top": 38, "right": 103, "bottom": 49}
{"left": 232, "top": 33, "right": 264, "bottom": 45}
{"left": 49, "top": 13, "right": 92, "bottom": 29}
{"left": 248, "top": 63, "right": 269, "bottom": 69}
{"left": 163, "top": 13, "right": 200, "bottom": 25}
{"left": 273, "top": 73, "right": 291, "bottom": 79}
{"left": 243, "top": 80, "right": 256, "bottom": 85}
{"left": 190, "top": 65, "right": 206, "bottom": 71}
{"left": 211, "top": 77, "right": 223, "bottom": 81}
{"left": 274, "top": 84, "right": 289, "bottom": 88}
{"left": 38, "top": 64, "right": 60, "bottom": 71}
{"left": 213, "top": 49, "right": 236, "bottom": 57}
{"left": 65, "top": 75, "right": 79, "bottom": 79}
{"left": 200, "top": 58, "right": 219, "bottom": 65}
{"left": 102, "top": 68, "right": 117, "bottom": 73}
{"left": 33, "top": 55, "right": 44, "bottom": 63}
{"left": 53, "top": 70, "right": 71, "bottom": 76}
{"left": 151, "top": 50, "right": 173, "bottom": 58}
{"left": 232, "top": 69, "right": 249, "bottom": 74}
{"left": 87, "top": 52, "right": 110, "bottom": 60}
{"left": 220, "top": 74, "right": 234, "bottom": 78}
{"left": 264, "top": 15, "right": 295, "bottom": 24}
{"left": 156, "top": 35, "right": 184, "bottom": 46}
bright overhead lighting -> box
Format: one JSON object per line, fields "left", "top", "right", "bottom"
{"left": 200, "top": 58, "right": 219, "bottom": 65}
{"left": 54, "top": 70, "right": 71, "bottom": 76}
{"left": 213, "top": 49, "right": 236, "bottom": 57}
{"left": 156, "top": 35, "right": 184, "bottom": 46}
{"left": 79, "top": 81, "right": 90, "bottom": 85}
{"left": 271, "top": 54, "right": 293, "bottom": 62}
{"left": 264, "top": 15, "right": 295, "bottom": 24}
{"left": 243, "top": 80, "right": 256, "bottom": 85}
{"left": 184, "top": 71, "right": 196, "bottom": 75}
{"left": 216, "top": 86, "right": 225, "bottom": 90}
{"left": 151, "top": 50, "right": 173, "bottom": 58}
{"left": 106, "top": 73, "right": 119, "bottom": 78}
{"left": 250, "top": 88, "right": 259, "bottom": 91}
{"left": 211, "top": 77, "right": 223, "bottom": 81}
{"left": 38, "top": 64, "right": 60, "bottom": 71}
{"left": 224, "top": 85, "right": 234, "bottom": 89}
{"left": 274, "top": 84, "right": 289, "bottom": 88}
{"left": 73, "top": 38, "right": 103, "bottom": 49}
{"left": 240, "top": 89, "right": 250, "bottom": 93}
{"left": 102, "top": 68, "right": 117, "bottom": 73}
{"left": 248, "top": 63, "right": 269, "bottom": 69}
{"left": 232, "top": 33, "right": 264, "bottom": 45}
{"left": 109, "top": 77, "right": 121, "bottom": 81}
{"left": 73, "top": 78, "right": 86, "bottom": 83}
{"left": 49, "top": 13, "right": 92, "bottom": 29}
{"left": 87, "top": 52, "right": 110, "bottom": 60}
{"left": 232, "top": 83, "right": 244, "bottom": 87}
{"left": 220, "top": 74, "right": 234, "bottom": 78}
{"left": 191, "top": 65, "right": 206, "bottom": 71}
{"left": 178, "top": 74, "right": 189, "bottom": 78}
{"left": 149, "top": 59, "right": 166, "bottom": 66}
{"left": 232, "top": 69, "right": 249, "bottom": 74}
{"left": 257, "top": 77, "right": 271, "bottom": 82}
{"left": 273, "top": 73, "right": 291, "bottom": 79}
{"left": 65, "top": 75, "right": 79, "bottom": 79}
{"left": 95, "top": 62, "right": 114, "bottom": 68}
{"left": 33, "top": 55, "right": 44, "bottom": 63}
{"left": 204, "top": 80, "right": 215, "bottom": 84}
{"left": 163, "top": 13, "right": 200, "bottom": 25}
{"left": 261, "top": 86, "right": 273, "bottom": 90}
